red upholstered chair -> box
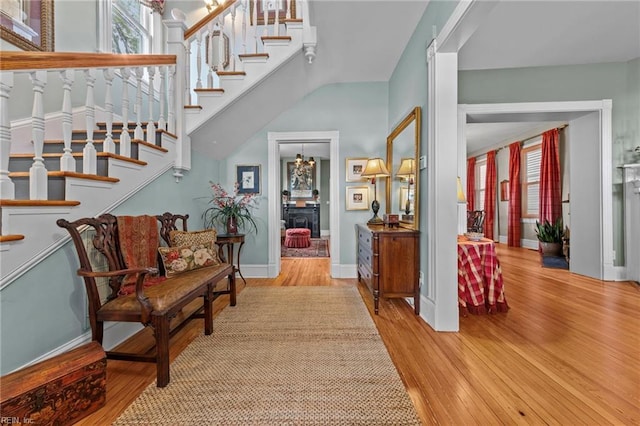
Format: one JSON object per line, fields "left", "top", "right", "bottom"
{"left": 284, "top": 228, "right": 311, "bottom": 248}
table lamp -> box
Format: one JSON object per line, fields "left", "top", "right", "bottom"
{"left": 361, "top": 158, "right": 390, "bottom": 224}
{"left": 395, "top": 158, "right": 415, "bottom": 215}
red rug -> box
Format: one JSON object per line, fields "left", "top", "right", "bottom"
{"left": 281, "top": 238, "right": 329, "bottom": 258}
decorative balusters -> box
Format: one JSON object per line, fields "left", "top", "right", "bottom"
{"left": 59, "top": 70, "right": 76, "bottom": 172}
{"left": 134, "top": 67, "right": 144, "bottom": 141}
{"left": 218, "top": 17, "right": 225, "bottom": 71}
{"left": 167, "top": 65, "right": 176, "bottom": 135}
{"left": 157, "top": 66, "right": 167, "bottom": 132}
{"left": 29, "top": 71, "right": 48, "bottom": 200}
{"left": 196, "top": 33, "right": 203, "bottom": 89}
{"left": 274, "top": 0, "right": 279, "bottom": 36}
{"left": 83, "top": 69, "right": 97, "bottom": 175}
{"left": 146, "top": 66, "right": 157, "bottom": 145}
{"left": 207, "top": 22, "right": 215, "bottom": 88}
{"left": 241, "top": 0, "right": 248, "bottom": 55}
{"left": 286, "top": 0, "right": 291, "bottom": 19}
{"left": 263, "top": 0, "right": 268, "bottom": 37}
{"left": 120, "top": 67, "right": 132, "bottom": 158}
{"left": 184, "top": 40, "right": 192, "bottom": 106}
{"left": 102, "top": 69, "right": 116, "bottom": 154}
{"left": 0, "top": 72, "right": 14, "bottom": 199}
{"left": 253, "top": 0, "right": 259, "bottom": 52}
{"left": 230, "top": 7, "right": 237, "bottom": 71}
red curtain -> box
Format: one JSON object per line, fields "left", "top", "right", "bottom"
{"left": 539, "top": 129, "right": 562, "bottom": 224}
{"left": 466, "top": 157, "right": 476, "bottom": 211}
{"left": 508, "top": 143, "right": 522, "bottom": 247}
{"left": 484, "top": 150, "right": 497, "bottom": 240}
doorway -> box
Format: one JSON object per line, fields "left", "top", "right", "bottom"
{"left": 267, "top": 131, "right": 340, "bottom": 279}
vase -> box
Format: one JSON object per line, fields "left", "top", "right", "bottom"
{"left": 226, "top": 216, "right": 238, "bottom": 234}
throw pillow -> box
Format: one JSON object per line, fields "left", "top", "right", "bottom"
{"left": 169, "top": 229, "right": 217, "bottom": 247}
{"left": 158, "top": 241, "right": 221, "bottom": 277}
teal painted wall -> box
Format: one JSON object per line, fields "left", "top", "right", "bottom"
{"left": 459, "top": 59, "right": 640, "bottom": 265}
{"left": 223, "top": 82, "right": 389, "bottom": 265}
{"left": 0, "top": 154, "right": 220, "bottom": 375}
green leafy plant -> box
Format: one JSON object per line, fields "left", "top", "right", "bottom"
{"left": 312, "top": 189, "right": 319, "bottom": 198}
{"left": 281, "top": 189, "right": 290, "bottom": 197}
{"left": 203, "top": 182, "right": 259, "bottom": 234}
{"left": 535, "top": 217, "right": 564, "bottom": 243}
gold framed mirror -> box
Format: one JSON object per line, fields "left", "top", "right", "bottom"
{"left": 386, "top": 106, "right": 421, "bottom": 230}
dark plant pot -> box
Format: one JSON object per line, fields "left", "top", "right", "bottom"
{"left": 226, "top": 216, "right": 238, "bottom": 234}
{"left": 539, "top": 242, "right": 562, "bottom": 257}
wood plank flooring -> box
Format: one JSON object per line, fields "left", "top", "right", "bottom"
{"left": 77, "top": 245, "right": 639, "bottom": 425}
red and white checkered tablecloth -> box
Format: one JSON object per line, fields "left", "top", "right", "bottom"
{"left": 457, "top": 237, "right": 509, "bottom": 315}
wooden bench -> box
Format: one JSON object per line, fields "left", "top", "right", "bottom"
{"left": 57, "top": 212, "right": 235, "bottom": 388}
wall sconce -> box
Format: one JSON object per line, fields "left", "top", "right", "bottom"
{"left": 361, "top": 158, "right": 390, "bottom": 224}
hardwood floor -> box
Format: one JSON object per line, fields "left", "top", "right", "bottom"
{"left": 77, "top": 245, "right": 639, "bottom": 425}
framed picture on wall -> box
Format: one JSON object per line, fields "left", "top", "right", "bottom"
{"left": 0, "top": 0, "right": 54, "bottom": 51}
{"left": 346, "top": 158, "right": 368, "bottom": 182}
{"left": 346, "top": 186, "right": 369, "bottom": 211}
{"left": 287, "top": 161, "right": 315, "bottom": 200}
{"left": 236, "top": 165, "right": 261, "bottom": 194}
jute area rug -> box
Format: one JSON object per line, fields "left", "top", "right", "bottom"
{"left": 114, "top": 286, "right": 420, "bottom": 425}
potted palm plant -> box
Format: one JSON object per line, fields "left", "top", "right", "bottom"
{"left": 535, "top": 217, "right": 564, "bottom": 257}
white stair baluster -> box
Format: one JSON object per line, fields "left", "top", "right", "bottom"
{"left": 146, "top": 66, "right": 157, "bottom": 145}
{"left": 241, "top": 0, "right": 247, "bottom": 55}
{"left": 120, "top": 67, "right": 132, "bottom": 158}
{"left": 29, "top": 71, "right": 47, "bottom": 200}
{"left": 207, "top": 22, "right": 215, "bottom": 88}
{"left": 0, "top": 72, "right": 14, "bottom": 199}
{"left": 102, "top": 69, "right": 116, "bottom": 154}
{"left": 184, "top": 40, "right": 192, "bottom": 106}
{"left": 196, "top": 32, "right": 203, "bottom": 89}
{"left": 59, "top": 70, "right": 76, "bottom": 172}
{"left": 83, "top": 69, "right": 97, "bottom": 175}
{"left": 263, "top": 0, "right": 268, "bottom": 37}
{"left": 274, "top": 0, "right": 280, "bottom": 36}
{"left": 286, "top": 0, "right": 291, "bottom": 19}
{"left": 167, "top": 65, "right": 176, "bottom": 134}
{"left": 134, "top": 67, "right": 144, "bottom": 141}
{"left": 230, "top": 6, "right": 237, "bottom": 71}
{"left": 253, "top": 0, "right": 258, "bottom": 52}
{"left": 217, "top": 18, "right": 224, "bottom": 72}
{"left": 157, "top": 66, "right": 167, "bottom": 132}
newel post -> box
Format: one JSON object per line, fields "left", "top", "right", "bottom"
{"left": 300, "top": 0, "right": 317, "bottom": 64}
{"left": 165, "top": 10, "right": 190, "bottom": 182}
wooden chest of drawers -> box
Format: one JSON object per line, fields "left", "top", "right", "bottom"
{"left": 356, "top": 223, "right": 420, "bottom": 315}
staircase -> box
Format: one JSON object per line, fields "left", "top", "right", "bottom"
{"left": 0, "top": 0, "right": 317, "bottom": 288}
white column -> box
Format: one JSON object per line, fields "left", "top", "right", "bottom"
{"left": 166, "top": 16, "right": 189, "bottom": 176}
{"left": 83, "top": 69, "right": 97, "bottom": 175}
{"left": 29, "top": 71, "right": 48, "bottom": 200}
{"left": 120, "top": 67, "right": 132, "bottom": 157}
{"left": 146, "top": 66, "right": 157, "bottom": 145}
{"left": 59, "top": 70, "right": 76, "bottom": 171}
{"left": 102, "top": 69, "right": 116, "bottom": 153}
{"left": 134, "top": 67, "right": 144, "bottom": 141}
{"left": 0, "top": 72, "right": 14, "bottom": 199}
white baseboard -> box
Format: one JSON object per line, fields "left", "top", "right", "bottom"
{"left": 521, "top": 238, "right": 538, "bottom": 250}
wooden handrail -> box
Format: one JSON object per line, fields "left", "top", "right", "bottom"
{"left": 0, "top": 52, "right": 176, "bottom": 71}
{"left": 184, "top": 0, "right": 239, "bottom": 40}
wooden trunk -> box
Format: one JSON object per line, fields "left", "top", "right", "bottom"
{"left": 0, "top": 342, "right": 106, "bottom": 426}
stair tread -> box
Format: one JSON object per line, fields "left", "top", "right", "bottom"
{"left": 8, "top": 171, "right": 120, "bottom": 183}
{"left": 10, "top": 152, "right": 148, "bottom": 165}
{"left": 132, "top": 138, "right": 169, "bottom": 152}
{"left": 194, "top": 88, "right": 225, "bottom": 93}
{"left": 238, "top": 53, "right": 269, "bottom": 58}
{"left": 217, "top": 71, "right": 246, "bottom": 76}
{"left": 0, "top": 199, "right": 81, "bottom": 207}
{"left": 262, "top": 36, "right": 292, "bottom": 40}
{"left": 185, "top": 105, "right": 203, "bottom": 110}
{"left": 0, "top": 234, "right": 25, "bottom": 243}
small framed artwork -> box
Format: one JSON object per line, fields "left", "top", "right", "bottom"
{"left": 500, "top": 180, "right": 509, "bottom": 201}
{"left": 236, "top": 165, "right": 261, "bottom": 194}
{"left": 287, "top": 161, "right": 315, "bottom": 200}
{"left": 346, "top": 158, "right": 369, "bottom": 182}
{"left": 346, "top": 186, "right": 369, "bottom": 211}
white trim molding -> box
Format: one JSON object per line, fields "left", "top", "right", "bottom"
{"left": 267, "top": 131, "right": 340, "bottom": 278}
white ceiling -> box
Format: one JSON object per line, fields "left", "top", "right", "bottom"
{"left": 458, "top": 0, "right": 640, "bottom": 152}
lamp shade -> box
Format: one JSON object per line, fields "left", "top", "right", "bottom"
{"left": 361, "top": 158, "right": 390, "bottom": 178}
{"left": 457, "top": 176, "right": 467, "bottom": 203}
{"left": 395, "top": 158, "right": 415, "bottom": 177}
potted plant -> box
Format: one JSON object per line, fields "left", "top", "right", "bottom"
{"left": 535, "top": 217, "right": 564, "bottom": 257}
{"left": 203, "top": 182, "right": 259, "bottom": 234}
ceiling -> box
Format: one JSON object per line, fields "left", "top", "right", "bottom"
{"left": 458, "top": 0, "right": 640, "bottom": 153}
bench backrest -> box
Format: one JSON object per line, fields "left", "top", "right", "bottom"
{"left": 57, "top": 212, "right": 190, "bottom": 314}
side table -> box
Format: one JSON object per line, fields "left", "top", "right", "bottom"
{"left": 216, "top": 233, "right": 246, "bottom": 285}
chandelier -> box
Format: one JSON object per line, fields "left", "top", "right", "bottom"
{"left": 295, "top": 144, "right": 315, "bottom": 169}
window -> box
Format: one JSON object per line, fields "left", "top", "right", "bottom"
{"left": 98, "top": 0, "right": 155, "bottom": 54}
{"left": 476, "top": 160, "right": 486, "bottom": 211}
{"left": 522, "top": 142, "right": 541, "bottom": 218}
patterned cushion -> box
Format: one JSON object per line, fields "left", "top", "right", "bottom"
{"left": 169, "top": 229, "right": 217, "bottom": 247}
{"left": 158, "top": 241, "right": 221, "bottom": 277}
